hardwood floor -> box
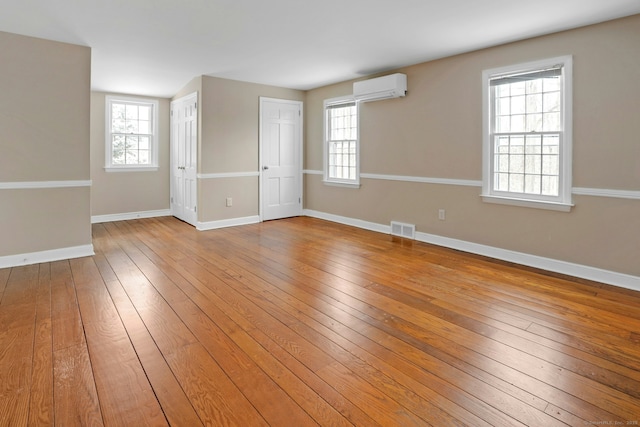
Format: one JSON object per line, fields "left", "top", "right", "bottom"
{"left": 1, "top": 216, "right": 639, "bottom": 426}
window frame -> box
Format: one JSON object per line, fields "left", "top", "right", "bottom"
{"left": 481, "top": 55, "right": 573, "bottom": 211}
{"left": 105, "top": 95, "right": 159, "bottom": 172}
{"left": 323, "top": 96, "right": 360, "bottom": 188}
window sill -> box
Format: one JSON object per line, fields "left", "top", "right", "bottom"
{"left": 323, "top": 180, "right": 361, "bottom": 189}
{"left": 105, "top": 166, "right": 159, "bottom": 173}
{"left": 481, "top": 194, "right": 573, "bottom": 212}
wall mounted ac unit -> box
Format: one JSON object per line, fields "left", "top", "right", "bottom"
{"left": 353, "top": 73, "right": 407, "bottom": 102}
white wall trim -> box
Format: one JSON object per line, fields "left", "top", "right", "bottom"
{"left": 413, "top": 231, "right": 639, "bottom": 292}
{"left": 0, "top": 244, "right": 95, "bottom": 269}
{"left": 304, "top": 209, "right": 391, "bottom": 234}
{"left": 303, "top": 209, "right": 640, "bottom": 292}
{"left": 573, "top": 187, "right": 640, "bottom": 200}
{"left": 304, "top": 170, "right": 640, "bottom": 201}
{"left": 198, "top": 172, "right": 260, "bottom": 179}
{"left": 0, "top": 180, "right": 92, "bottom": 190}
{"left": 91, "top": 209, "right": 172, "bottom": 224}
{"left": 197, "top": 215, "right": 260, "bottom": 231}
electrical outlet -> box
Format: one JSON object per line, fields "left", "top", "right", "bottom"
{"left": 226, "top": 197, "right": 233, "bottom": 207}
{"left": 438, "top": 209, "right": 446, "bottom": 221}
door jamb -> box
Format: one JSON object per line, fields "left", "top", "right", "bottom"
{"left": 258, "top": 97, "right": 304, "bottom": 221}
{"left": 170, "top": 91, "right": 198, "bottom": 225}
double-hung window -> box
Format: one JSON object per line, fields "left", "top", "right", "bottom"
{"left": 324, "top": 97, "right": 359, "bottom": 187}
{"left": 482, "top": 56, "right": 573, "bottom": 211}
{"left": 105, "top": 96, "right": 159, "bottom": 171}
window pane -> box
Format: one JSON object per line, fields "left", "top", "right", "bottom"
{"left": 108, "top": 98, "right": 157, "bottom": 168}
{"left": 524, "top": 175, "right": 541, "bottom": 194}
{"left": 112, "top": 118, "right": 126, "bottom": 133}
{"left": 126, "top": 136, "right": 138, "bottom": 150}
{"left": 542, "top": 175, "right": 559, "bottom": 196}
{"left": 127, "top": 119, "right": 139, "bottom": 133}
{"left": 112, "top": 103, "right": 125, "bottom": 119}
{"left": 525, "top": 154, "right": 541, "bottom": 174}
{"left": 542, "top": 155, "right": 559, "bottom": 175}
{"left": 525, "top": 79, "right": 542, "bottom": 94}
{"left": 525, "top": 135, "right": 542, "bottom": 154}
{"left": 138, "top": 120, "right": 150, "bottom": 134}
{"left": 497, "top": 85, "right": 510, "bottom": 97}
{"left": 510, "top": 136, "right": 524, "bottom": 153}
{"left": 497, "top": 116, "right": 510, "bottom": 133}
{"left": 544, "top": 77, "right": 560, "bottom": 92}
{"left": 511, "top": 81, "right": 525, "bottom": 96}
{"left": 125, "top": 150, "right": 138, "bottom": 164}
{"left": 543, "top": 112, "right": 560, "bottom": 131}
{"left": 526, "top": 113, "right": 542, "bottom": 132}
{"left": 509, "top": 155, "right": 524, "bottom": 173}
{"left": 511, "top": 115, "right": 525, "bottom": 132}
{"left": 138, "top": 150, "right": 150, "bottom": 164}
{"left": 511, "top": 95, "right": 525, "bottom": 114}
{"left": 112, "top": 135, "right": 125, "bottom": 164}
{"left": 509, "top": 174, "right": 524, "bottom": 193}
{"left": 543, "top": 91, "right": 560, "bottom": 112}
{"left": 498, "top": 97, "right": 510, "bottom": 115}
{"left": 496, "top": 136, "right": 510, "bottom": 153}
{"left": 526, "top": 94, "right": 542, "bottom": 113}
{"left": 495, "top": 173, "right": 509, "bottom": 191}
{"left": 327, "top": 102, "right": 357, "bottom": 181}
{"left": 139, "top": 136, "right": 150, "bottom": 150}
{"left": 139, "top": 106, "right": 151, "bottom": 121}
{"left": 496, "top": 154, "right": 509, "bottom": 172}
{"left": 543, "top": 135, "right": 560, "bottom": 153}
{"left": 125, "top": 105, "right": 138, "bottom": 120}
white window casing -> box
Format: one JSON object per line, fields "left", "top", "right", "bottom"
{"left": 105, "top": 95, "right": 159, "bottom": 172}
{"left": 323, "top": 96, "right": 360, "bottom": 188}
{"left": 482, "top": 55, "right": 573, "bottom": 211}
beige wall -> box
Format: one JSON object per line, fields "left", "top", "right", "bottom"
{"left": 0, "top": 31, "right": 91, "bottom": 258}
{"left": 175, "top": 76, "right": 305, "bottom": 223}
{"left": 90, "top": 92, "right": 171, "bottom": 217}
{"left": 304, "top": 15, "right": 640, "bottom": 277}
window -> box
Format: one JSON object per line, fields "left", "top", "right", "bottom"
{"left": 482, "top": 56, "right": 573, "bottom": 211}
{"left": 105, "top": 96, "right": 159, "bottom": 171}
{"left": 324, "top": 97, "right": 359, "bottom": 186}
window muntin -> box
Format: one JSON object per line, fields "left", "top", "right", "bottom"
{"left": 483, "top": 56, "right": 572, "bottom": 210}
{"left": 324, "top": 99, "right": 359, "bottom": 186}
{"left": 105, "top": 96, "right": 158, "bottom": 171}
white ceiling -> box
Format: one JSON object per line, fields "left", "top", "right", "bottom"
{"left": 1, "top": 0, "right": 639, "bottom": 98}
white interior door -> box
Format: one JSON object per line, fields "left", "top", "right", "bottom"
{"left": 170, "top": 92, "right": 198, "bottom": 226}
{"left": 260, "top": 98, "right": 303, "bottom": 221}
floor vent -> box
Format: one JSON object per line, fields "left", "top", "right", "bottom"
{"left": 390, "top": 221, "right": 415, "bottom": 239}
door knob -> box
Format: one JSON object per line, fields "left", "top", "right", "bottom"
{"left": 263, "top": 166, "right": 269, "bottom": 170}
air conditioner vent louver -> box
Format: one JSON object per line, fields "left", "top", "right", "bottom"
{"left": 353, "top": 73, "right": 407, "bottom": 102}
{"left": 390, "top": 221, "right": 415, "bottom": 239}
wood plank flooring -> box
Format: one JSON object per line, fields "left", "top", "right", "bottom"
{"left": 1, "top": 216, "right": 639, "bottom": 426}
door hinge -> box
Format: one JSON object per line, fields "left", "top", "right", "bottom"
{"left": 170, "top": 197, "right": 173, "bottom": 203}
{"left": 299, "top": 197, "right": 301, "bottom": 203}
{"left": 195, "top": 102, "right": 197, "bottom": 109}
{"left": 171, "top": 110, "right": 173, "bottom": 117}
{"left": 194, "top": 206, "right": 197, "bottom": 213}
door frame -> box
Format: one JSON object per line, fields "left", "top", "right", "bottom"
{"left": 170, "top": 91, "right": 198, "bottom": 226}
{"left": 258, "top": 97, "right": 304, "bottom": 221}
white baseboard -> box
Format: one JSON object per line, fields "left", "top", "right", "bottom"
{"left": 91, "top": 209, "right": 171, "bottom": 224}
{"left": 303, "top": 209, "right": 640, "bottom": 292}
{"left": 197, "top": 215, "right": 260, "bottom": 231}
{"left": 0, "top": 244, "right": 95, "bottom": 269}
{"left": 304, "top": 209, "right": 390, "bottom": 234}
